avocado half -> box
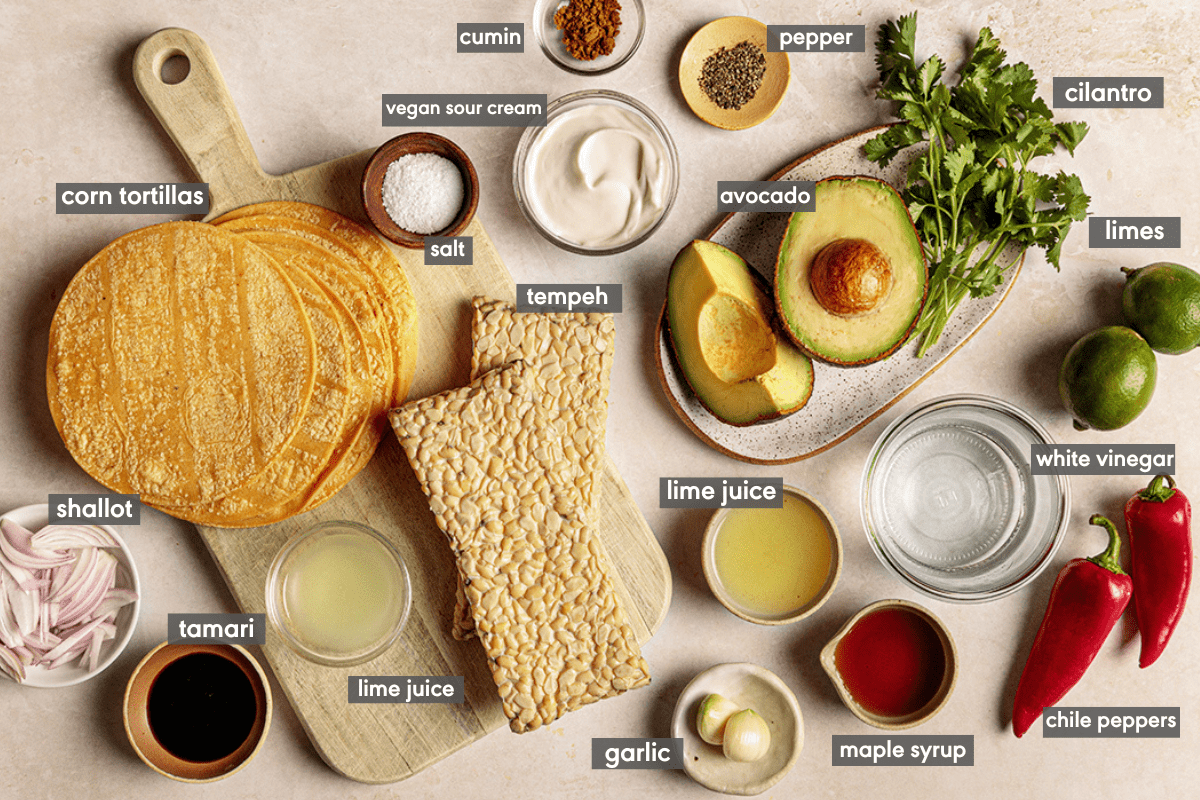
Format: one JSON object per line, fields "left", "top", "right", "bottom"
{"left": 775, "top": 176, "right": 928, "bottom": 365}
{"left": 666, "top": 240, "right": 814, "bottom": 426}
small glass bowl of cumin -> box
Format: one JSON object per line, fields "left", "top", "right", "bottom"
{"left": 533, "top": 0, "right": 645, "bottom": 75}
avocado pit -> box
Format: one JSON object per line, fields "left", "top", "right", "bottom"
{"left": 810, "top": 239, "right": 893, "bottom": 317}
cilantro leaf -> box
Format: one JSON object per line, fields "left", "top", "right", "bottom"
{"left": 865, "top": 15, "right": 1090, "bottom": 356}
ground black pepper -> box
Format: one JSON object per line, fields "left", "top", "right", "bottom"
{"left": 699, "top": 40, "right": 766, "bottom": 110}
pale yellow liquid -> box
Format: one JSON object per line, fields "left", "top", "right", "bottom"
{"left": 713, "top": 494, "right": 833, "bottom": 617}
{"left": 280, "top": 529, "right": 406, "bottom": 657}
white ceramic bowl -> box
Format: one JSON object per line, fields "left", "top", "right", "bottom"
{"left": 819, "top": 599, "right": 958, "bottom": 730}
{"left": 1, "top": 503, "right": 141, "bottom": 687}
{"left": 671, "top": 662, "right": 803, "bottom": 796}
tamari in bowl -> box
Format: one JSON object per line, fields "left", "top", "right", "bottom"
{"left": 702, "top": 486, "right": 841, "bottom": 625}
{"left": 861, "top": 394, "right": 1071, "bottom": 602}
{"left": 820, "top": 599, "right": 957, "bottom": 730}
{"left": 362, "top": 132, "right": 479, "bottom": 248}
{"left": 533, "top": 0, "right": 646, "bottom": 76}
{"left": 124, "top": 642, "right": 272, "bottom": 782}
{"left": 513, "top": 89, "right": 678, "bottom": 256}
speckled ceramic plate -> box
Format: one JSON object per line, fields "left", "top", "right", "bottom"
{"left": 655, "top": 126, "right": 1024, "bottom": 464}
{"left": 679, "top": 17, "right": 790, "bottom": 131}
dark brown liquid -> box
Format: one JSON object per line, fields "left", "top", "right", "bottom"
{"left": 147, "top": 652, "right": 257, "bottom": 763}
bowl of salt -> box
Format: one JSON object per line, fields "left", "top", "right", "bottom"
{"left": 362, "top": 132, "right": 479, "bottom": 248}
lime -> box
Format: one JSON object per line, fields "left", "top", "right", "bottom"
{"left": 1122, "top": 262, "right": 1200, "bottom": 355}
{"left": 1058, "top": 326, "right": 1157, "bottom": 431}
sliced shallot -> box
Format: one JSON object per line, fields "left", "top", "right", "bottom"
{"left": 0, "top": 518, "right": 137, "bottom": 683}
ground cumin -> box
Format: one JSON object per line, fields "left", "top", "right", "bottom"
{"left": 554, "top": 0, "right": 622, "bottom": 61}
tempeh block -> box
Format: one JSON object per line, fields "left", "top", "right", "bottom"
{"left": 390, "top": 361, "right": 650, "bottom": 733}
{"left": 450, "top": 298, "right": 615, "bottom": 639}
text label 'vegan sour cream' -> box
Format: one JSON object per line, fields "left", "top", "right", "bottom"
{"left": 526, "top": 103, "right": 671, "bottom": 248}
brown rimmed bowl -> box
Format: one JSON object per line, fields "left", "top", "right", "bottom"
{"left": 701, "top": 486, "right": 842, "bottom": 625}
{"left": 361, "top": 132, "right": 479, "bottom": 248}
{"left": 819, "top": 599, "right": 957, "bottom": 730}
{"left": 124, "top": 642, "right": 272, "bottom": 782}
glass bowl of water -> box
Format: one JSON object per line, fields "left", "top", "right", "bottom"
{"left": 861, "top": 395, "right": 1070, "bottom": 602}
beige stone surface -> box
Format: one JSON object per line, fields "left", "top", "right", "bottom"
{"left": 2, "top": 0, "right": 1197, "bottom": 797}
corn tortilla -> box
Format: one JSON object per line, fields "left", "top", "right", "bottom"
{"left": 47, "top": 222, "right": 316, "bottom": 507}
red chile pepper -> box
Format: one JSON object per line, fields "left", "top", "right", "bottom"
{"left": 1125, "top": 474, "right": 1192, "bottom": 668}
{"left": 1012, "top": 515, "right": 1132, "bottom": 738}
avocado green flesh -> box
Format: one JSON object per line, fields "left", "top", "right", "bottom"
{"left": 666, "top": 240, "right": 814, "bottom": 426}
{"left": 776, "top": 177, "right": 927, "bottom": 365}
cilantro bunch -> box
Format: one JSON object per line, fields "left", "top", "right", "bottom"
{"left": 865, "top": 13, "right": 1090, "bottom": 356}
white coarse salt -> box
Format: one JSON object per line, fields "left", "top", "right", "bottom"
{"left": 381, "top": 152, "right": 465, "bottom": 235}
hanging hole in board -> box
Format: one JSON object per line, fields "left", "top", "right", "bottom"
{"left": 160, "top": 54, "right": 190, "bottom": 85}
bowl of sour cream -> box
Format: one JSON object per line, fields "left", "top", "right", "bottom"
{"left": 513, "top": 90, "right": 678, "bottom": 255}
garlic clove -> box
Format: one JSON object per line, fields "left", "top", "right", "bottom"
{"left": 722, "top": 708, "right": 771, "bottom": 762}
{"left": 696, "top": 693, "right": 741, "bottom": 745}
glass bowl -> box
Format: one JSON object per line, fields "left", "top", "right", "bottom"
{"left": 533, "top": 0, "right": 646, "bottom": 76}
{"left": 513, "top": 89, "right": 678, "bottom": 255}
{"left": 861, "top": 395, "right": 1071, "bottom": 603}
{"left": 266, "top": 520, "right": 410, "bottom": 666}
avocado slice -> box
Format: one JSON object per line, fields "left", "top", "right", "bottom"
{"left": 666, "top": 240, "right": 814, "bottom": 426}
{"left": 775, "top": 176, "right": 928, "bottom": 365}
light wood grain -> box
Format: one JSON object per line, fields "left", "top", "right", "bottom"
{"left": 132, "top": 27, "right": 671, "bottom": 784}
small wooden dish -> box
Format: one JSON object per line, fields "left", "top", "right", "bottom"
{"left": 361, "top": 132, "right": 479, "bottom": 248}
{"left": 679, "top": 17, "right": 790, "bottom": 131}
{"left": 124, "top": 642, "right": 272, "bottom": 782}
{"left": 820, "top": 599, "right": 958, "bottom": 730}
{"left": 671, "top": 663, "right": 803, "bottom": 796}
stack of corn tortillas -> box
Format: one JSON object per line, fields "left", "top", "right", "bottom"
{"left": 46, "top": 201, "right": 418, "bottom": 528}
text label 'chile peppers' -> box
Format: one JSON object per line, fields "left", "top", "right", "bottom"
{"left": 1012, "top": 515, "right": 1132, "bottom": 738}
{"left": 1126, "top": 474, "right": 1192, "bottom": 668}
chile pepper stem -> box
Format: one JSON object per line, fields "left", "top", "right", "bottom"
{"left": 1138, "top": 473, "right": 1177, "bottom": 503}
{"left": 1087, "top": 515, "right": 1127, "bottom": 575}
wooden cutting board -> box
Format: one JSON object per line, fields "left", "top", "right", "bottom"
{"left": 132, "top": 28, "right": 671, "bottom": 784}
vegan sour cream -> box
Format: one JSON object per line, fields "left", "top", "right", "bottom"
{"left": 525, "top": 102, "right": 671, "bottom": 248}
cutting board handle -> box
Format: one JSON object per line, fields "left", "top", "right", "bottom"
{"left": 133, "top": 28, "right": 275, "bottom": 209}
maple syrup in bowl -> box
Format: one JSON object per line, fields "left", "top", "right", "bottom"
{"left": 820, "top": 599, "right": 957, "bottom": 729}
{"left": 861, "top": 395, "right": 1070, "bottom": 602}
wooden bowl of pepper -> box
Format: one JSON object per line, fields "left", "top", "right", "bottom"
{"left": 679, "top": 16, "right": 791, "bottom": 131}
{"left": 533, "top": 0, "right": 645, "bottom": 75}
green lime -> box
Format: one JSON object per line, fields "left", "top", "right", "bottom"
{"left": 1122, "top": 262, "right": 1200, "bottom": 355}
{"left": 1058, "top": 326, "right": 1157, "bottom": 431}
